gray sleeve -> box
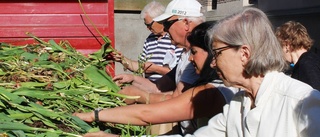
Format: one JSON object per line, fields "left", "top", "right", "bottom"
{"left": 179, "top": 63, "right": 199, "bottom": 84}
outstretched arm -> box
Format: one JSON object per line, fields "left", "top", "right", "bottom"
{"left": 113, "top": 74, "right": 160, "bottom": 93}
{"left": 73, "top": 84, "right": 226, "bottom": 125}
{"left": 118, "top": 81, "right": 194, "bottom": 104}
{"left": 73, "top": 93, "right": 191, "bottom": 125}
{"left": 112, "top": 52, "right": 171, "bottom": 75}
{"left": 82, "top": 131, "right": 119, "bottom": 137}
{"left": 111, "top": 51, "right": 141, "bottom": 72}
{"left": 144, "top": 62, "right": 171, "bottom": 75}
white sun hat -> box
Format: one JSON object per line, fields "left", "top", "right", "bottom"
{"left": 153, "top": 0, "right": 203, "bottom": 22}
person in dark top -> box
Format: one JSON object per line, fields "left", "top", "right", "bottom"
{"left": 275, "top": 21, "right": 320, "bottom": 90}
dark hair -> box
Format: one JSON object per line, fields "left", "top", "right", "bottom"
{"left": 187, "top": 21, "right": 218, "bottom": 86}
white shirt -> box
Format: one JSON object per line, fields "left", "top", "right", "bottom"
{"left": 160, "top": 71, "right": 320, "bottom": 137}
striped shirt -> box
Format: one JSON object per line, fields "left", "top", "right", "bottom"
{"left": 139, "top": 33, "right": 183, "bottom": 82}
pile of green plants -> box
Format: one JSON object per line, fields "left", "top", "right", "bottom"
{"left": 0, "top": 34, "right": 145, "bottom": 137}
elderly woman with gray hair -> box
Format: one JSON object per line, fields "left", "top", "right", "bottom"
{"left": 159, "top": 7, "right": 320, "bottom": 137}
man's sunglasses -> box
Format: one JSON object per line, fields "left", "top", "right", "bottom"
{"left": 145, "top": 21, "right": 154, "bottom": 28}
{"left": 163, "top": 19, "right": 181, "bottom": 32}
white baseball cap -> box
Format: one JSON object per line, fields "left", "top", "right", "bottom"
{"left": 153, "top": 0, "right": 203, "bottom": 22}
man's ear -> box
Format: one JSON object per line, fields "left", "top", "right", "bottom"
{"left": 182, "top": 18, "right": 190, "bottom": 31}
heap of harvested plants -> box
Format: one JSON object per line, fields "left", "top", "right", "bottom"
{"left": 0, "top": 34, "right": 145, "bottom": 137}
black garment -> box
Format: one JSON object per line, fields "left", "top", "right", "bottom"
{"left": 155, "top": 66, "right": 177, "bottom": 92}
{"left": 291, "top": 47, "right": 320, "bottom": 91}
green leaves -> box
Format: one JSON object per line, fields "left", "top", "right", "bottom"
{"left": 83, "top": 66, "right": 120, "bottom": 91}
{"left": 0, "top": 122, "right": 81, "bottom": 137}
{"left": 0, "top": 35, "right": 145, "bottom": 136}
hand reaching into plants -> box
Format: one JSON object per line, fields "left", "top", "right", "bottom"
{"left": 109, "top": 51, "right": 135, "bottom": 71}
{"left": 112, "top": 74, "right": 134, "bottom": 86}
{"left": 72, "top": 111, "right": 95, "bottom": 123}
{"left": 113, "top": 73, "right": 160, "bottom": 93}
{"left": 110, "top": 51, "right": 123, "bottom": 62}
{"left": 82, "top": 131, "right": 120, "bottom": 137}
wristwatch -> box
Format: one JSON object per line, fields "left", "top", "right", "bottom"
{"left": 94, "top": 108, "right": 103, "bottom": 122}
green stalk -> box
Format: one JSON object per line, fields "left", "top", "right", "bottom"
{"left": 98, "top": 100, "right": 119, "bottom": 106}
{"left": 68, "top": 97, "right": 96, "bottom": 109}
{"left": 77, "top": 85, "right": 140, "bottom": 99}
{"left": 77, "top": 0, "right": 110, "bottom": 43}
{"left": 77, "top": 0, "right": 122, "bottom": 60}
{"left": 25, "top": 32, "right": 49, "bottom": 45}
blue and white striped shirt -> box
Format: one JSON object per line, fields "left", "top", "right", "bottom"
{"left": 139, "top": 33, "right": 183, "bottom": 82}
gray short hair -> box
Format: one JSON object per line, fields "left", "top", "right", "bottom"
{"left": 178, "top": 16, "right": 206, "bottom": 26}
{"left": 208, "top": 7, "right": 288, "bottom": 76}
{"left": 140, "top": 1, "right": 165, "bottom": 19}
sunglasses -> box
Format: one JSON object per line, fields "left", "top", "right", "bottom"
{"left": 163, "top": 19, "right": 181, "bottom": 32}
{"left": 144, "top": 21, "right": 154, "bottom": 29}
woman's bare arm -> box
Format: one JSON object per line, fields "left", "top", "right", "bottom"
{"left": 73, "top": 84, "right": 226, "bottom": 125}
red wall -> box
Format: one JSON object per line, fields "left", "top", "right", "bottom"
{"left": 0, "top": 0, "right": 114, "bottom": 55}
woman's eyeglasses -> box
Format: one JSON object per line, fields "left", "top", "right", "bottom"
{"left": 163, "top": 19, "right": 181, "bottom": 32}
{"left": 212, "top": 45, "right": 239, "bottom": 61}
{"left": 145, "top": 21, "right": 154, "bottom": 29}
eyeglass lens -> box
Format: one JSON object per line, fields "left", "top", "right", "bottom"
{"left": 212, "top": 45, "right": 238, "bottom": 60}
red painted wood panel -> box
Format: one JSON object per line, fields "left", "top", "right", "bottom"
{"left": 1, "top": 24, "right": 109, "bottom": 37}
{"left": 0, "top": 15, "right": 109, "bottom": 26}
{"left": 0, "top": 0, "right": 115, "bottom": 76}
{"left": 0, "top": 0, "right": 114, "bottom": 54}
{"left": 0, "top": 2, "right": 108, "bottom": 14}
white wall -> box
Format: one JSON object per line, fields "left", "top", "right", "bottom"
{"left": 206, "top": 0, "right": 246, "bottom": 21}
{"left": 114, "top": 13, "right": 150, "bottom": 75}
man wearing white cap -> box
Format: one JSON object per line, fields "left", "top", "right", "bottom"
{"left": 153, "top": 0, "right": 205, "bottom": 92}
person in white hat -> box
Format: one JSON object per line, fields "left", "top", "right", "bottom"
{"left": 111, "top": 1, "right": 183, "bottom": 82}
{"left": 154, "top": 0, "right": 205, "bottom": 48}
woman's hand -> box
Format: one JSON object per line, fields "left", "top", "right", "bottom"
{"left": 83, "top": 131, "right": 119, "bottom": 137}
{"left": 112, "top": 74, "right": 134, "bottom": 86}
{"left": 72, "top": 111, "right": 94, "bottom": 122}
{"left": 110, "top": 51, "right": 123, "bottom": 62}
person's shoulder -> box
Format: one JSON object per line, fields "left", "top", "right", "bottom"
{"left": 297, "top": 49, "right": 320, "bottom": 67}
{"left": 145, "top": 33, "right": 158, "bottom": 40}
{"left": 309, "top": 47, "right": 320, "bottom": 60}
{"left": 230, "top": 90, "right": 246, "bottom": 102}
{"left": 274, "top": 72, "right": 315, "bottom": 99}
{"left": 162, "top": 33, "right": 171, "bottom": 39}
